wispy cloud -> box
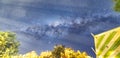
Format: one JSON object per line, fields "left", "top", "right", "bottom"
{"left": 0, "top": 0, "right": 118, "bottom": 57}
{"left": 0, "top": 17, "right": 29, "bottom": 31}
{"left": 0, "top": 0, "right": 113, "bottom": 16}
{"left": 11, "top": 7, "right": 26, "bottom": 18}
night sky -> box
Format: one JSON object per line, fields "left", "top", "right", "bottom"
{"left": 0, "top": 0, "right": 120, "bottom": 58}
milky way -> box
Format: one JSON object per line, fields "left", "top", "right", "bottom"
{"left": 0, "top": 0, "right": 120, "bottom": 58}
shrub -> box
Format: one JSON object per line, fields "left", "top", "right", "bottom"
{"left": 0, "top": 31, "right": 20, "bottom": 57}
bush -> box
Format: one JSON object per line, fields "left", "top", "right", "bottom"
{"left": 4, "top": 45, "right": 91, "bottom": 58}
{"left": 0, "top": 31, "right": 91, "bottom": 58}
{"left": 0, "top": 31, "right": 20, "bottom": 57}
{"left": 39, "top": 45, "right": 92, "bottom": 58}
{"left": 113, "top": 0, "right": 120, "bottom": 12}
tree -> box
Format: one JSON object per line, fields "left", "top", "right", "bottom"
{"left": 113, "top": 0, "right": 120, "bottom": 12}
{"left": 5, "top": 44, "right": 91, "bottom": 58}
{"left": 0, "top": 31, "right": 20, "bottom": 57}
{"left": 52, "top": 45, "right": 65, "bottom": 58}
{"left": 39, "top": 45, "right": 91, "bottom": 58}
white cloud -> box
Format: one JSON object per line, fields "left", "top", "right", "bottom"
{"left": 43, "top": 0, "right": 88, "bottom": 7}
{"left": 0, "top": 6, "right": 26, "bottom": 18}
{"left": 0, "top": 9, "right": 5, "bottom": 16}
{"left": 0, "top": 0, "right": 88, "bottom": 14}
{"left": 1, "top": 0, "right": 34, "bottom": 4}
{"left": 11, "top": 7, "right": 26, "bottom": 18}
{"left": 17, "top": 0, "right": 34, "bottom": 3}
{"left": 0, "top": 6, "right": 13, "bottom": 17}
{"left": 1, "top": 0, "right": 13, "bottom": 4}
{"left": 0, "top": 17, "right": 28, "bottom": 27}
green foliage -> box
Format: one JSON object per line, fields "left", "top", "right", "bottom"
{"left": 0, "top": 31, "right": 91, "bottom": 58}
{"left": 113, "top": 0, "right": 120, "bottom": 12}
{"left": 39, "top": 45, "right": 91, "bottom": 58}
{"left": 0, "top": 31, "right": 20, "bottom": 57}
{"left": 0, "top": 44, "right": 91, "bottom": 58}
{"left": 52, "top": 45, "right": 65, "bottom": 58}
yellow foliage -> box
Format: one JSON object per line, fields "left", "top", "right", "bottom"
{"left": 0, "top": 31, "right": 92, "bottom": 58}
{"left": 61, "top": 48, "right": 91, "bottom": 58}
{"left": 39, "top": 51, "right": 52, "bottom": 58}
{"left": 0, "top": 31, "right": 19, "bottom": 57}
{"left": 1, "top": 48, "right": 91, "bottom": 58}
{"left": 7, "top": 48, "right": 91, "bottom": 58}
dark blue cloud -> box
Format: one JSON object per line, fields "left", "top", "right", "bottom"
{"left": 0, "top": 0, "right": 113, "bottom": 21}
{"left": 0, "top": 0, "right": 120, "bottom": 58}
{"left": 20, "top": 13, "right": 120, "bottom": 57}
